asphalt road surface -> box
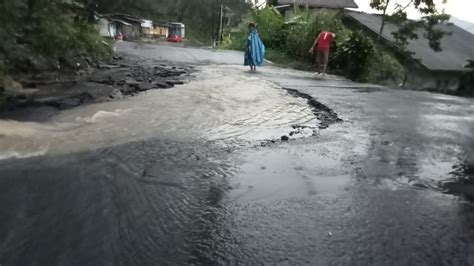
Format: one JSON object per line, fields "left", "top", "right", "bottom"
{"left": 0, "top": 42, "right": 473, "bottom": 265}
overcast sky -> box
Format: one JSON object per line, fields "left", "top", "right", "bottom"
{"left": 354, "top": 0, "right": 474, "bottom": 23}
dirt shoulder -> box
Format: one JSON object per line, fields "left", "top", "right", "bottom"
{"left": 0, "top": 54, "right": 193, "bottom": 122}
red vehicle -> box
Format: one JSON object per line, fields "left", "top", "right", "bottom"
{"left": 167, "top": 23, "right": 185, "bottom": 43}
{"left": 167, "top": 34, "right": 183, "bottom": 43}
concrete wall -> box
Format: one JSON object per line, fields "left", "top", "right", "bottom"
{"left": 141, "top": 20, "right": 153, "bottom": 38}
{"left": 130, "top": 24, "right": 141, "bottom": 39}
{"left": 151, "top": 26, "right": 169, "bottom": 37}
{"left": 98, "top": 19, "right": 116, "bottom": 38}
{"left": 117, "top": 24, "right": 133, "bottom": 40}
{"left": 405, "top": 69, "right": 463, "bottom": 91}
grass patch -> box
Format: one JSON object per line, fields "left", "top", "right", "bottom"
{"left": 183, "top": 38, "right": 209, "bottom": 47}
{"left": 265, "top": 49, "right": 314, "bottom": 71}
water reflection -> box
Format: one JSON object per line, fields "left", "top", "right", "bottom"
{"left": 361, "top": 91, "right": 424, "bottom": 189}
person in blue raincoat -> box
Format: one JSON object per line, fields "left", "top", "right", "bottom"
{"left": 244, "top": 23, "right": 265, "bottom": 72}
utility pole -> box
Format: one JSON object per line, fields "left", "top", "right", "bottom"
{"left": 218, "top": 4, "right": 224, "bottom": 43}
{"left": 218, "top": 3, "right": 230, "bottom": 43}
{"left": 211, "top": 0, "right": 216, "bottom": 46}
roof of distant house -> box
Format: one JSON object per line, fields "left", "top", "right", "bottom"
{"left": 153, "top": 22, "right": 170, "bottom": 27}
{"left": 346, "top": 11, "right": 474, "bottom": 72}
{"left": 101, "top": 13, "right": 143, "bottom": 24}
{"left": 110, "top": 19, "right": 132, "bottom": 26}
{"left": 274, "top": 0, "right": 358, "bottom": 9}
{"left": 450, "top": 17, "right": 474, "bottom": 34}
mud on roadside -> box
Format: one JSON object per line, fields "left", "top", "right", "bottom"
{"left": 0, "top": 55, "right": 193, "bottom": 122}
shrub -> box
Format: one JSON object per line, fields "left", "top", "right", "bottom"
{"left": 253, "top": 7, "right": 286, "bottom": 49}
{"left": 334, "top": 30, "right": 375, "bottom": 81}
{"left": 219, "top": 17, "right": 251, "bottom": 50}
{"left": 284, "top": 9, "right": 342, "bottom": 61}
{"left": 458, "top": 70, "right": 474, "bottom": 96}
{"left": 0, "top": 0, "right": 111, "bottom": 74}
{"left": 219, "top": 33, "right": 246, "bottom": 50}
{"left": 265, "top": 48, "right": 313, "bottom": 71}
{"left": 366, "top": 49, "right": 404, "bottom": 85}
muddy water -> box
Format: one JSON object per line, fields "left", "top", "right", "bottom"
{"left": 0, "top": 66, "right": 318, "bottom": 160}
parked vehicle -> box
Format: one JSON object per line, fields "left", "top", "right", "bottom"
{"left": 167, "top": 34, "right": 183, "bottom": 43}
{"left": 166, "top": 22, "right": 185, "bottom": 43}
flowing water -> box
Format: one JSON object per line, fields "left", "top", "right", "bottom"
{"left": 0, "top": 66, "right": 318, "bottom": 160}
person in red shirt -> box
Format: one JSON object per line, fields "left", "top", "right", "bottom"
{"left": 309, "top": 30, "right": 336, "bottom": 75}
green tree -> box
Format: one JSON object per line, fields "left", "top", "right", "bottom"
{"left": 1, "top": 0, "right": 111, "bottom": 75}
{"left": 370, "top": 0, "right": 391, "bottom": 39}
{"left": 334, "top": 30, "right": 375, "bottom": 81}
{"left": 370, "top": 0, "right": 451, "bottom": 51}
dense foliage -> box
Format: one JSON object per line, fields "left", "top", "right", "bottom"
{"left": 0, "top": 0, "right": 111, "bottom": 75}
{"left": 333, "top": 30, "right": 375, "bottom": 81}
{"left": 220, "top": 6, "right": 404, "bottom": 84}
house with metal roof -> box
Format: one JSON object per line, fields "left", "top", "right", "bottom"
{"left": 93, "top": 13, "right": 132, "bottom": 39}
{"left": 99, "top": 14, "right": 143, "bottom": 40}
{"left": 345, "top": 11, "right": 474, "bottom": 91}
{"left": 267, "top": 0, "right": 358, "bottom": 20}
{"left": 151, "top": 22, "right": 170, "bottom": 38}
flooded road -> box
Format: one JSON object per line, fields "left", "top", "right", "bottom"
{"left": 0, "top": 66, "right": 318, "bottom": 159}
{"left": 0, "top": 42, "right": 474, "bottom": 265}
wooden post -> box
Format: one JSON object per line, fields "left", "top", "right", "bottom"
{"left": 219, "top": 4, "right": 224, "bottom": 42}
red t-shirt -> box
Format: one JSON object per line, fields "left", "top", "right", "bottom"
{"left": 316, "top": 31, "right": 334, "bottom": 51}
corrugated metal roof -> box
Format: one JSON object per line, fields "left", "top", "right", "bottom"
{"left": 153, "top": 22, "right": 171, "bottom": 27}
{"left": 347, "top": 11, "right": 474, "bottom": 71}
{"left": 276, "top": 0, "right": 358, "bottom": 9}
{"left": 111, "top": 19, "right": 132, "bottom": 26}
{"left": 101, "top": 13, "right": 143, "bottom": 24}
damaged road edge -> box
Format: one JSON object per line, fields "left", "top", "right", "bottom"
{"left": 284, "top": 87, "right": 343, "bottom": 129}
{"left": 259, "top": 87, "right": 343, "bottom": 147}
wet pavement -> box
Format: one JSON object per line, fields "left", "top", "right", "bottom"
{"left": 0, "top": 42, "right": 474, "bottom": 265}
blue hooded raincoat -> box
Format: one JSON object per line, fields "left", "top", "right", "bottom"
{"left": 244, "top": 30, "right": 265, "bottom": 67}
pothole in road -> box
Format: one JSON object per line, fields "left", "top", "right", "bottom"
{"left": 284, "top": 88, "right": 342, "bottom": 130}
{"left": 256, "top": 87, "right": 343, "bottom": 145}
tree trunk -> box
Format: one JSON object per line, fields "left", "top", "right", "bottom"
{"left": 377, "top": 1, "right": 390, "bottom": 42}
{"left": 378, "top": 17, "right": 386, "bottom": 40}
{"left": 211, "top": 0, "right": 216, "bottom": 45}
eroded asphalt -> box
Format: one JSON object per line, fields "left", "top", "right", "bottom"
{"left": 0, "top": 42, "right": 473, "bottom": 265}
